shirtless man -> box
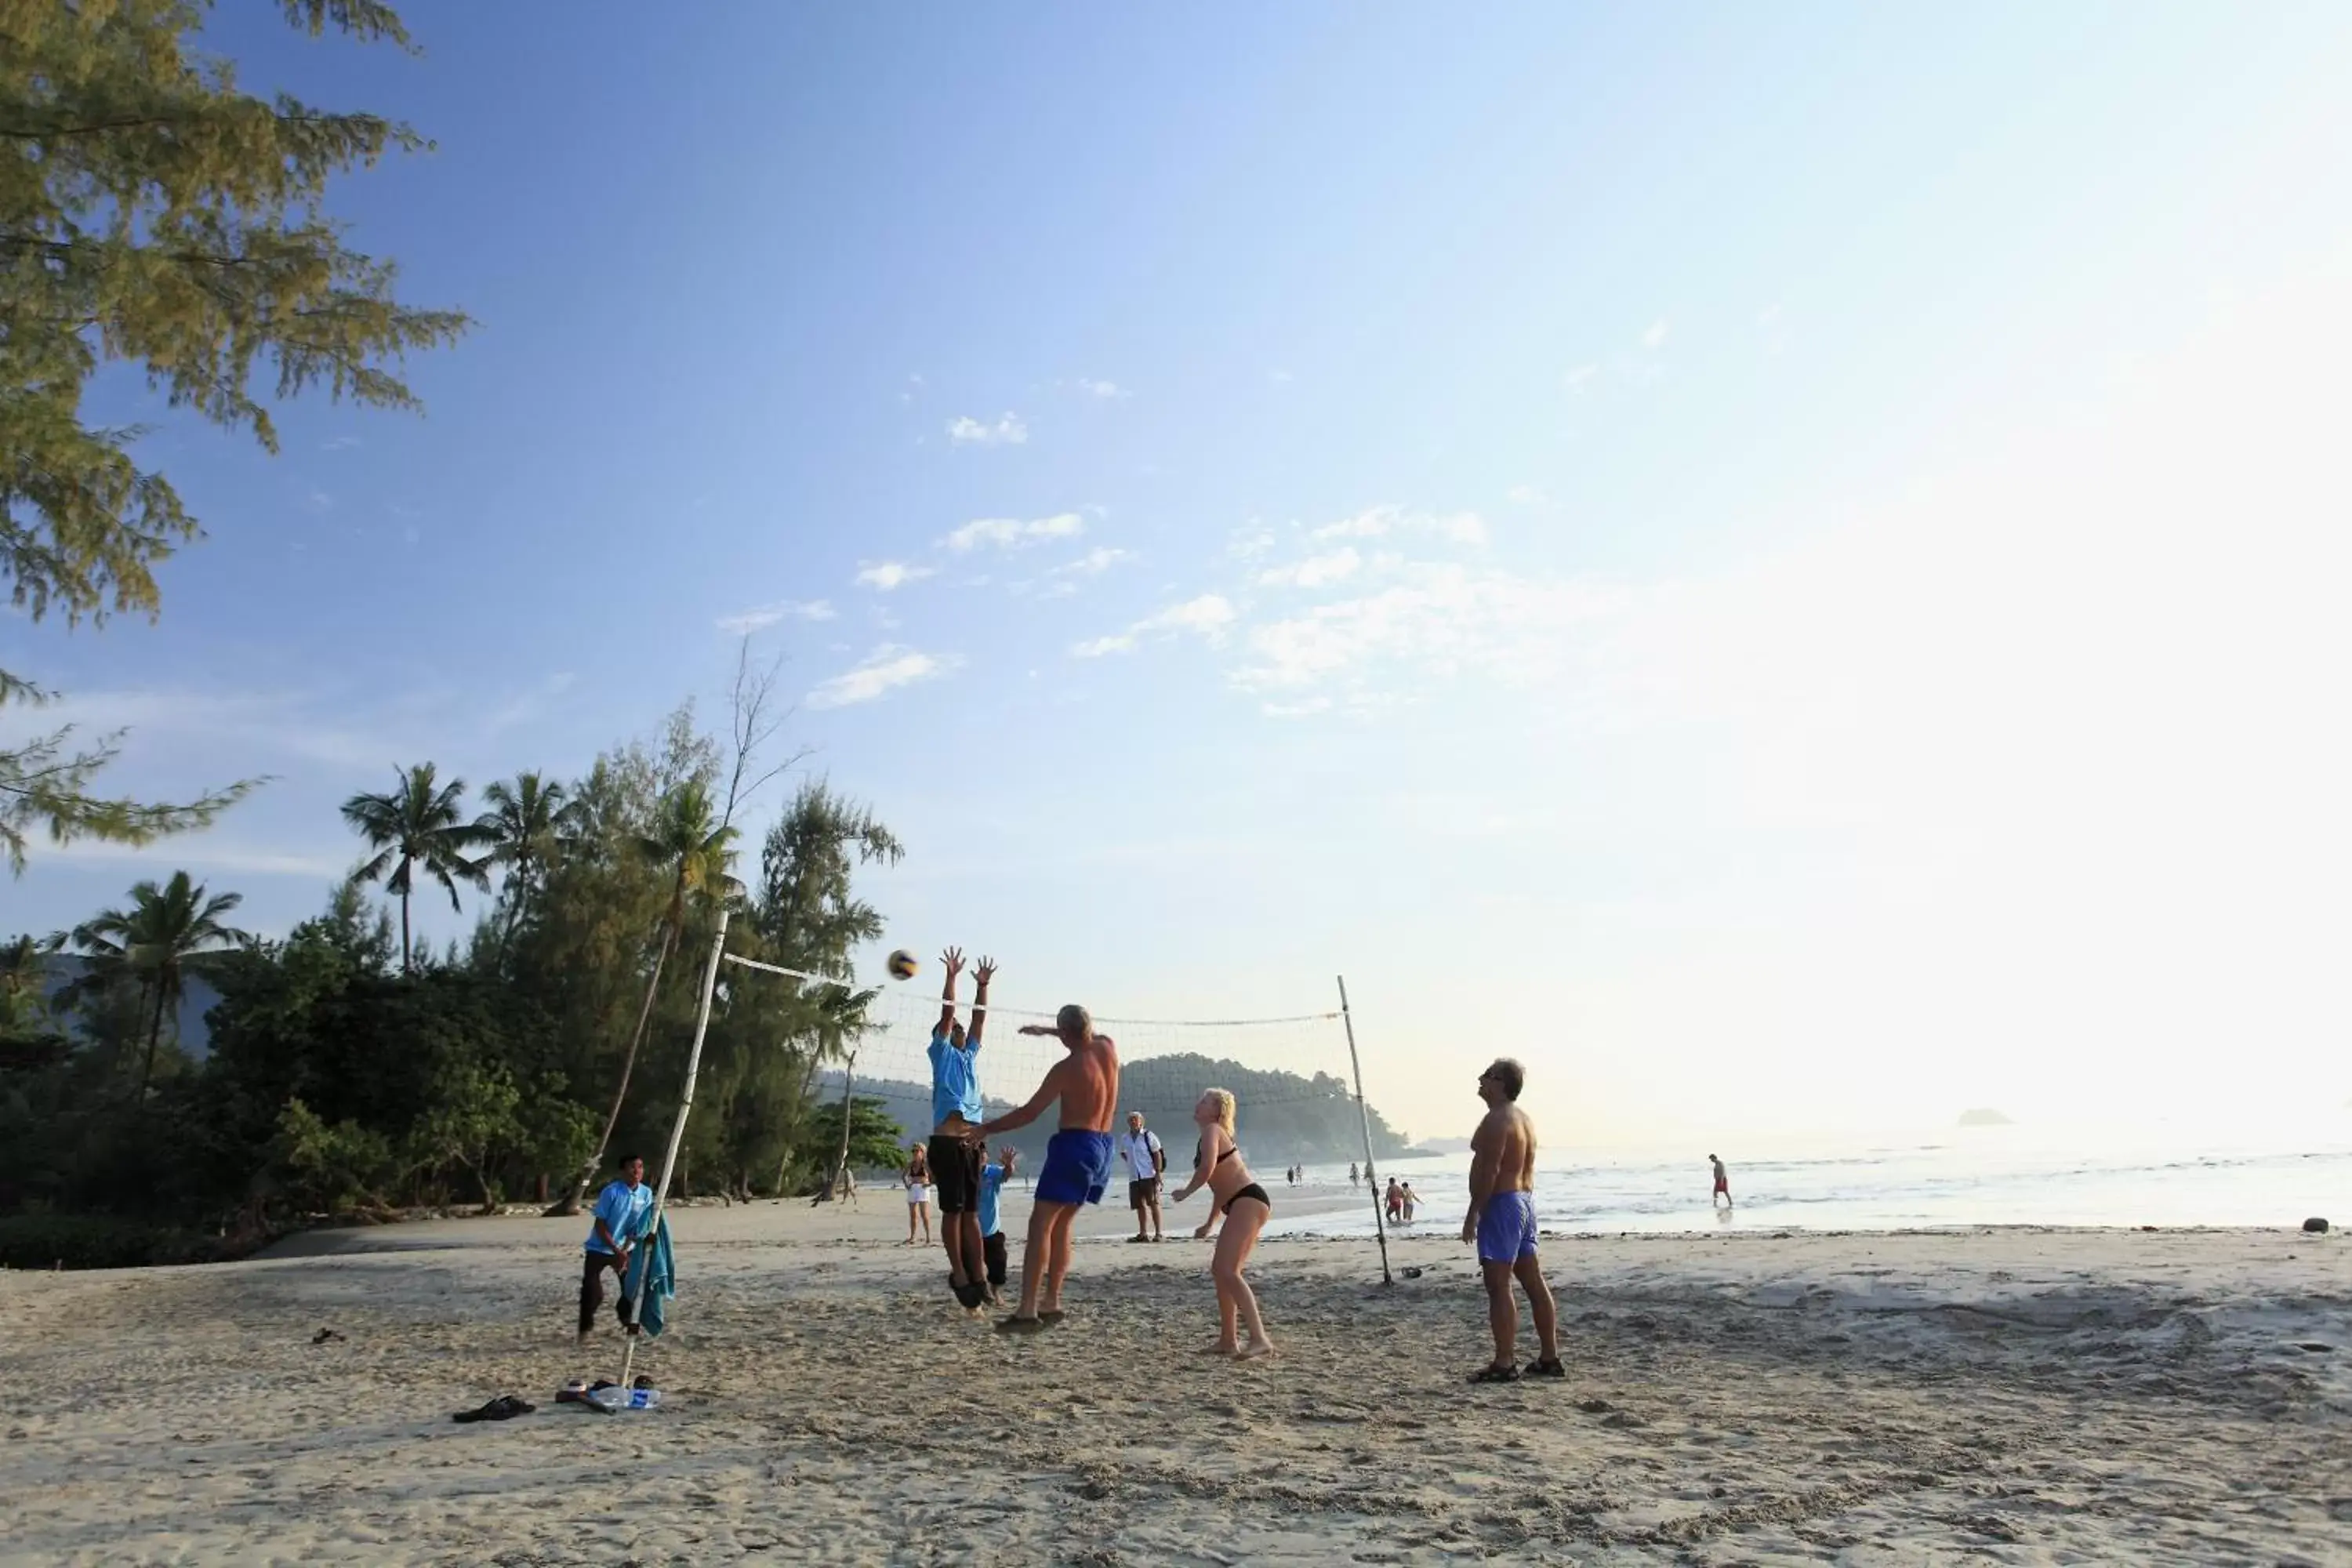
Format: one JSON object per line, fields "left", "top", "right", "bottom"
{"left": 1709, "top": 1152, "right": 1733, "bottom": 1210}
{"left": 1462, "top": 1057, "right": 1563, "bottom": 1382}
{"left": 968, "top": 1004, "right": 1120, "bottom": 1332}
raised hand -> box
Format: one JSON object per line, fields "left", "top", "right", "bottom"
{"left": 940, "top": 946, "right": 965, "bottom": 978}
{"left": 975, "top": 956, "right": 996, "bottom": 986}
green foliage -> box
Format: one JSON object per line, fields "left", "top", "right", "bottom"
{"left": 342, "top": 763, "right": 488, "bottom": 971}
{"left": 832, "top": 1094, "right": 907, "bottom": 1174}
{"left": 0, "top": 0, "right": 463, "bottom": 870}
{"left": 0, "top": 1211, "right": 244, "bottom": 1271}
{"left": 60, "top": 868, "right": 247, "bottom": 1099}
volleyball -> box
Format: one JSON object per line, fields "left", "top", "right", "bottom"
{"left": 886, "top": 949, "right": 919, "bottom": 980}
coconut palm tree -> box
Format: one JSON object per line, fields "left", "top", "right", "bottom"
{"left": 341, "top": 763, "right": 488, "bottom": 972}
{"left": 66, "top": 871, "right": 248, "bottom": 1100}
{"left": 474, "top": 771, "right": 584, "bottom": 955}
{"left": 579, "top": 778, "right": 740, "bottom": 1190}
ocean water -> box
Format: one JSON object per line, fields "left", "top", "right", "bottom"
{"left": 1270, "top": 1123, "right": 2352, "bottom": 1236}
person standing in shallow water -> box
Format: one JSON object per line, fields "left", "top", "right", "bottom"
{"left": 1463, "top": 1058, "right": 1563, "bottom": 1382}
{"left": 1710, "top": 1153, "right": 1733, "bottom": 1210}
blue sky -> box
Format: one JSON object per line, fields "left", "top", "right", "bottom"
{"left": 12, "top": 4, "right": 2352, "bottom": 1142}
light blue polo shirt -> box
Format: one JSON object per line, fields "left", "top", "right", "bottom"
{"left": 978, "top": 1162, "right": 1007, "bottom": 1238}
{"left": 585, "top": 1178, "right": 653, "bottom": 1255}
{"left": 927, "top": 1027, "right": 982, "bottom": 1127}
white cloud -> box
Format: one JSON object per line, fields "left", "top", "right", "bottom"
{"left": 1563, "top": 364, "right": 1600, "bottom": 394}
{"left": 946, "top": 412, "right": 1029, "bottom": 446}
{"left": 1075, "top": 379, "right": 1131, "bottom": 401}
{"left": 1227, "top": 524, "right": 1277, "bottom": 561}
{"left": 855, "top": 561, "right": 935, "bottom": 591}
{"left": 1256, "top": 546, "right": 1363, "bottom": 589}
{"left": 717, "top": 598, "right": 835, "bottom": 633}
{"left": 806, "top": 644, "right": 957, "bottom": 709}
{"left": 946, "top": 513, "right": 1085, "bottom": 552}
{"left": 1642, "top": 318, "right": 1670, "bottom": 350}
{"left": 1260, "top": 697, "right": 1333, "bottom": 719}
{"left": 1308, "top": 505, "right": 1487, "bottom": 547}
{"left": 1071, "top": 593, "right": 1237, "bottom": 658}
{"left": 1052, "top": 547, "right": 1131, "bottom": 577}
{"left": 320, "top": 436, "right": 361, "bottom": 452}
{"left": 1506, "top": 485, "right": 1547, "bottom": 507}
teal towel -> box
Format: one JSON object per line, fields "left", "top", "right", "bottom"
{"left": 620, "top": 1214, "right": 675, "bottom": 1338}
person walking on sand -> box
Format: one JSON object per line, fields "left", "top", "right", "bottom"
{"left": 977, "top": 1145, "right": 1018, "bottom": 1308}
{"left": 968, "top": 1004, "right": 1120, "bottom": 1332}
{"left": 1710, "top": 1153, "right": 1733, "bottom": 1210}
{"left": 1119, "top": 1109, "right": 1167, "bottom": 1243}
{"left": 926, "top": 949, "right": 996, "bottom": 1311}
{"left": 1464, "top": 1058, "right": 1563, "bottom": 1383}
{"left": 1167, "top": 1087, "right": 1276, "bottom": 1359}
{"left": 902, "top": 1142, "right": 931, "bottom": 1246}
{"left": 579, "top": 1152, "right": 652, "bottom": 1346}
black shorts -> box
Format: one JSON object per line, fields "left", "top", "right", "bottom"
{"left": 984, "top": 1230, "right": 1007, "bottom": 1287}
{"left": 1127, "top": 1177, "right": 1161, "bottom": 1209}
{"left": 928, "top": 1134, "right": 983, "bottom": 1214}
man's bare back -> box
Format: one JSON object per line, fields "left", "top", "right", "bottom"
{"left": 1473, "top": 1102, "right": 1537, "bottom": 1193}
{"left": 1044, "top": 1036, "right": 1119, "bottom": 1132}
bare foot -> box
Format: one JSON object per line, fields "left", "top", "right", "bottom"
{"left": 1200, "top": 1341, "right": 1237, "bottom": 1356}
{"left": 1236, "top": 1340, "right": 1277, "bottom": 1361}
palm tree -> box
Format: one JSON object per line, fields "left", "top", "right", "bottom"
{"left": 67, "top": 871, "right": 247, "bottom": 1100}
{"left": 341, "top": 763, "right": 488, "bottom": 972}
{"left": 579, "top": 778, "right": 740, "bottom": 1192}
{"left": 474, "top": 771, "right": 584, "bottom": 955}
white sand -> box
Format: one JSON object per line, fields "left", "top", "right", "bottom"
{"left": 3, "top": 1189, "right": 2347, "bottom": 1565}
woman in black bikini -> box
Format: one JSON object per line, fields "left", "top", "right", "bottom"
{"left": 1167, "top": 1087, "right": 1275, "bottom": 1359}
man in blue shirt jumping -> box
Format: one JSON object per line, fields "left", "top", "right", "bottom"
{"left": 927, "top": 948, "right": 995, "bottom": 1313}
{"left": 579, "top": 1152, "right": 653, "bottom": 1345}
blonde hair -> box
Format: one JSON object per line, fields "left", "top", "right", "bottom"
{"left": 1201, "top": 1087, "right": 1236, "bottom": 1136}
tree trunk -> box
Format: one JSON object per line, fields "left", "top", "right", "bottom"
{"left": 136, "top": 975, "right": 169, "bottom": 1103}
{"left": 561, "top": 915, "right": 678, "bottom": 1214}
{"left": 812, "top": 1055, "right": 856, "bottom": 1204}
{"left": 399, "top": 886, "right": 413, "bottom": 975}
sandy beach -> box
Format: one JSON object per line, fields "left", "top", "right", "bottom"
{"left": 3, "top": 1189, "right": 2346, "bottom": 1566}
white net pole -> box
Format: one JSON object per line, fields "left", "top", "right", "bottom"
{"left": 618, "top": 906, "right": 731, "bottom": 1392}
{"left": 1338, "top": 975, "right": 1393, "bottom": 1286}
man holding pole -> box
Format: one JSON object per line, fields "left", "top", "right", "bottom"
{"left": 579, "top": 1152, "right": 652, "bottom": 1346}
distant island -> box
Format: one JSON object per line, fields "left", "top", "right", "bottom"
{"left": 1958, "top": 1108, "right": 2014, "bottom": 1127}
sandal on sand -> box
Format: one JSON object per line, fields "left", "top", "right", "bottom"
{"left": 1469, "top": 1364, "right": 1522, "bottom": 1385}
{"left": 1525, "top": 1358, "right": 1567, "bottom": 1378}
{"left": 996, "top": 1315, "right": 1049, "bottom": 1334}
{"left": 453, "top": 1395, "right": 535, "bottom": 1423}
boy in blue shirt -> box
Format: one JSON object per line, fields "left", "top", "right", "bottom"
{"left": 927, "top": 949, "right": 995, "bottom": 1312}
{"left": 579, "top": 1152, "right": 652, "bottom": 1345}
{"left": 977, "top": 1145, "right": 1019, "bottom": 1307}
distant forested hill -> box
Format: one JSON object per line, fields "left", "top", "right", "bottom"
{"left": 815, "top": 1052, "right": 1409, "bottom": 1171}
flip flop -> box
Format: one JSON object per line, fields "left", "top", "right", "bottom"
{"left": 1468, "top": 1364, "right": 1522, "bottom": 1385}
{"left": 995, "top": 1315, "right": 1048, "bottom": 1334}
{"left": 1525, "top": 1357, "right": 1568, "bottom": 1378}
{"left": 452, "top": 1395, "right": 536, "bottom": 1423}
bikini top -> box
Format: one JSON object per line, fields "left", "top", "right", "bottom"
{"left": 1196, "top": 1138, "right": 1236, "bottom": 1169}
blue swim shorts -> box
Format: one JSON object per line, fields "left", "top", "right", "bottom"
{"left": 1036, "top": 1130, "right": 1116, "bottom": 1207}
{"left": 1476, "top": 1189, "right": 1539, "bottom": 1264}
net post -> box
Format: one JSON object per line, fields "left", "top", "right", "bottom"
{"left": 619, "top": 906, "right": 731, "bottom": 1392}
{"left": 1338, "top": 975, "right": 1393, "bottom": 1287}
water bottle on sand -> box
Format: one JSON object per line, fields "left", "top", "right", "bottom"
{"left": 586, "top": 1384, "right": 661, "bottom": 1411}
